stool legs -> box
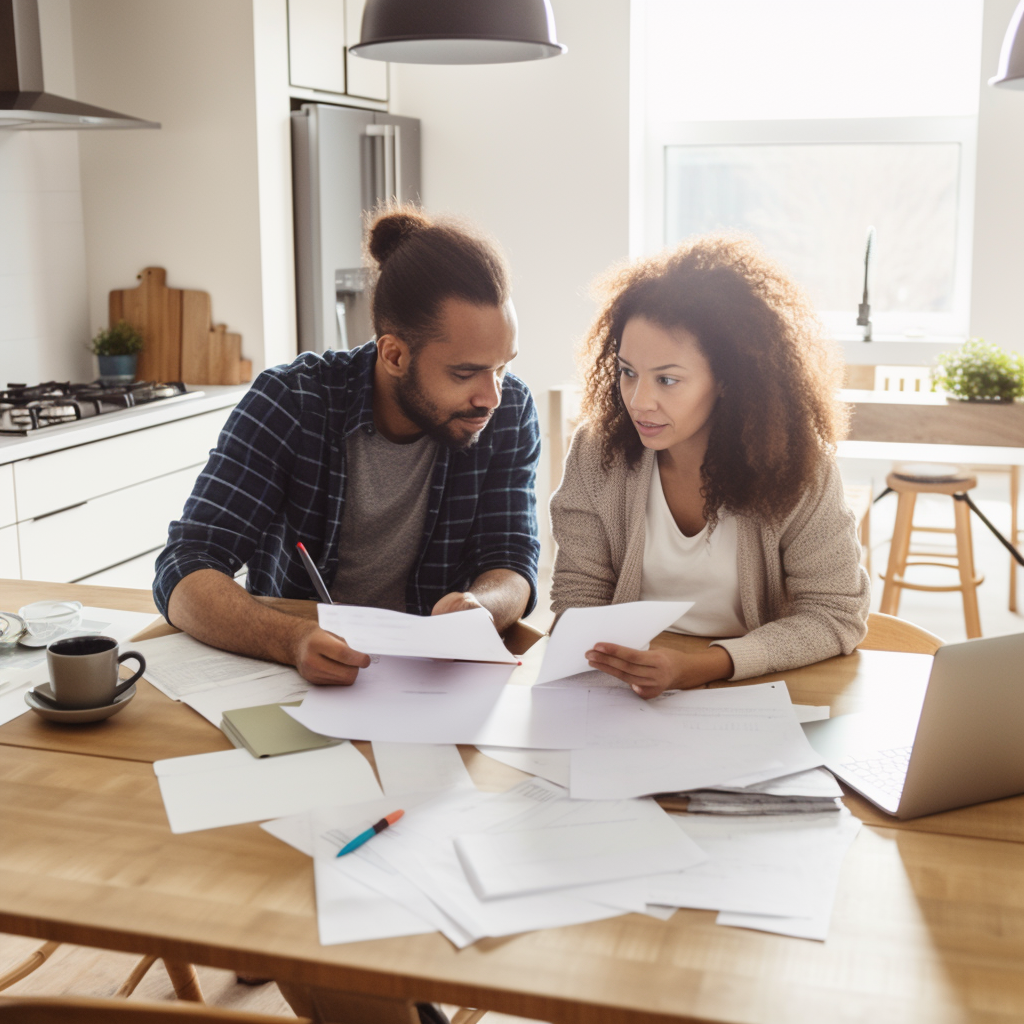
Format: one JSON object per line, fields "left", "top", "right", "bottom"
{"left": 880, "top": 492, "right": 917, "bottom": 616}
{"left": 953, "top": 496, "right": 982, "bottom": 638}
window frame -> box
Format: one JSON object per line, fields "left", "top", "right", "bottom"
{"left": 638, "top": 116, "right": 978, "bottom": 339}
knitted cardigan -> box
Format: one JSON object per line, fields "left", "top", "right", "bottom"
{"left": 549, "top": 426, "right": 870, "bottom": 681}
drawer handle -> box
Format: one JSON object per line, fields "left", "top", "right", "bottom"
{"left": 33, "top": 501, "right": 88, "bottom": 522}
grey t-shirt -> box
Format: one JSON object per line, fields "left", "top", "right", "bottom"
{"left": 329, "top": 427, "right": 438, "bottom": 611}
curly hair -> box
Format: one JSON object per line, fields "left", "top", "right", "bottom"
{"left": 579, "top": 234, "right": 846, "bottom": 526}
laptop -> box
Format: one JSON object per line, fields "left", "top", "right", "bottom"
{"left": 803, "top": 631, "right": 1024, "bottom": 819}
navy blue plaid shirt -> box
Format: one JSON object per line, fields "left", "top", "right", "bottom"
{"left": 153, "top": 341, "right": 540, "bottom": 622}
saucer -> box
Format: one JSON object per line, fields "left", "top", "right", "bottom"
{"left": 24, "top": 682, "right": 137, "bottom": 724}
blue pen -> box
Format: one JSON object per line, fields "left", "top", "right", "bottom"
{"left": 336, "top": 809, "right": 405, "bottom": 857}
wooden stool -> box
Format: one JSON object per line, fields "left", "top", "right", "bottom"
{"left": 879, "top": 464, "right": 983, "bottom": 638}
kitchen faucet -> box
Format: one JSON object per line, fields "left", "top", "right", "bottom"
{"left": 857, "top": 226, "right": 875, "bottom": 342}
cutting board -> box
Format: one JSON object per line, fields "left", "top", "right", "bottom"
{"left": 109, "top": 267, "right": 252, "bottom": 385}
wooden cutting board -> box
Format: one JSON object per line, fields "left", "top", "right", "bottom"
{"left": 109, "top": 267, "right": 252, "bottom": 385}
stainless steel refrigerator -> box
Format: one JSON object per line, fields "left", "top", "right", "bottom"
{"left": 292, "top": 103, "right": 422, "bottom": 354}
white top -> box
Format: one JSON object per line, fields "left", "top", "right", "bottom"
{"left": 639, "top": 465, "right": 747, "bottom": 638}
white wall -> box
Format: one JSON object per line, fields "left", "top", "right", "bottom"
{"left": 71, "top": 0, "right": 269, "bottom": 372}
{"left": 970, "top": 0, "right": 1024, "bottom": 354}
{"left": 389, "top": 0, "right": 631, "bottom": 566}
{"left": 0, "top": 0, "right": 91, "bottom": 384}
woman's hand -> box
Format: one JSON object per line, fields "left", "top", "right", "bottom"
{"left": 585, "top": 643, "right": 734, "bottom": 699}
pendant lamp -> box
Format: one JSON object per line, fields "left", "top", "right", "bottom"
{"left": 990, "top": 0, "right": 1024, "bottom": 88}
{"left": 349, "top": 0, "right": 567, "bottom": 65}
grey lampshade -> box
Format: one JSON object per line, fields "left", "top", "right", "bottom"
{"left": 350, "top": 0, "right": 567, "bottom": 65}
{"left": 990, "top": 0, "right": 1024, "bottom": 88}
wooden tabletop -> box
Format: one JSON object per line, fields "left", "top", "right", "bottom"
{"left": 3, "top": 580, "right": 1024, "bottom": 1023}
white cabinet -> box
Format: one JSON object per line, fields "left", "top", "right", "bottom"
{"left": 19, "top": 466, "right": 203, "bottom": 584}
{"left": 288, "top": 0, "right": 388, "bottom": 102}
{"left": 12, "top": 409, "right": 229, "bottom": 521}
{"left": 345, "top": 0, "right": 388, "bottom": 101}
{"left": 0, "top": 464, "right": 15, "bottom": 528}
{"left": 0, "top": 524, "right": 19, "bottom": 578}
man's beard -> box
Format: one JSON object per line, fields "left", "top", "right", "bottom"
{"left": 393, "top": 360, "right": 491, "bottom": 451}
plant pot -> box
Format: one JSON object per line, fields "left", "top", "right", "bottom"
{"left": 97, "top": 354, "right": 138, "bottom": 383}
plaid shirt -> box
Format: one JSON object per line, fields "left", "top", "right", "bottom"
{"left": 153, "top": 341, "right": 540, "bottom": 621}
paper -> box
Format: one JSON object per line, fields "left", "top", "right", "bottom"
{"left": 183, "top": 671, "right": 311, "bottom": 727}
{"left": 372, "top": 742, "right": 474, "bottom": 796}
{"left": 794, "top": 705, "right": 830, "bottom": 724}
{"left": 569, "top": 682, "right": 823, "bottom": 799}
{"left": 261, "top": 811, "right": 315, "bottom": 857}
{"left": 317, "top": 604, "right": 516, "bottom": 664}
{"left": 650, "top": 811, "right": 861, "bottom": 922}
{"left": 472, "top": 685, "right": 587, "bottom": 749}
{"left": 134, "top": 632, "right": 288, "bottom": 699}
{"left": 453, "top": 795, "right": 707, "bottom": 899}
{"left": 153, "top": 742, "right": 383, "bottom": 833}
{"left": 475, "top": 746, "right": 571, "bottom": 788}
{"left": 714, "top": 812, "right": 862, "bottom": 941}
{"left": 536, "top": 601, "right": 693, "bottom": 685}
{"left": 705, "top": 766, "right": 843, "bottom": 798}
{"left": 285, "top": 656, "right": 515, "bottom": 744}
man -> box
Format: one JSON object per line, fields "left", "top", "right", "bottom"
{"left": 154, "top": 208, "right": 540, "bottom": 684}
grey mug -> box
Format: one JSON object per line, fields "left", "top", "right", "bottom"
{"left": 46, "top": 635, "right": 146, "bottom": 709}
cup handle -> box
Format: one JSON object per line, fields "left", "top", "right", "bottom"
{"left": 113, "top": 651, "right": 147, "bottom": 697}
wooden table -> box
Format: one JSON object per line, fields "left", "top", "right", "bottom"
{"left": 2, "top": 581, "right": 1024, "bottom": 1024}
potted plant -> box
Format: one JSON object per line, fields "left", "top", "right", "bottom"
{"left": 88, "top": 321, "right": 145, "bottom": 383}
{"left": 931, "top": 338, "right": 1024, "bottom": 403}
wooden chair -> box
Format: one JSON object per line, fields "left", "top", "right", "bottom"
{"left": 878, "top": 465, "right": 983, "bottom": 638}
{"left": 0, "top": 995, "right": 307, "bottom": 1022}
{"left": 858, "top": 611, "right": 944, "bottom": 655}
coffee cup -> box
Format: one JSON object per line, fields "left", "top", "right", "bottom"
{"left": 46, "top": 636, "right": 147, "bottom": 709}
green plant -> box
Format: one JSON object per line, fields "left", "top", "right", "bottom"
{"left": 88, "top": 320, "right": 144, "bottom": 357}
{"left": 931, "top": 339, "right": 1024, "bottom": 401}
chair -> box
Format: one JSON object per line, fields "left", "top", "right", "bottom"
{"left": 858, "top": 611, "right": 944, "bottom": 655}
{"left": 878, "top": 465, "right": 983, "bottom": 638}
{"left": 0, "top": 995, "right": 308, "bottom": 1023}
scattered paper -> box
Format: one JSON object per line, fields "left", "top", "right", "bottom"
{"left": 183, "top": 671, "right": 311, "bottom": 726}
{"left": 454, "top": 795, "right": 707, "bottom": 899}
{"left": 793, "top": 705, "right": 830, "bottom": 723}
{"left": 372, "top": 742, "right": 474, "bottom": 796}
{"left": 475, "top": 746, "right": 570, "bottom": 788}
{"left": 569, "top": 683, "right": 823, "bottom": 799}
{"left": 536, "top": 601, "right": 693, "bottom": 685}
{"left": 317, "top": 604, "right": 516, "bottom": 664}
{"left": 285, "top": 656, "right": 515, "bottom": 744}
{"left": 134, "top": 632, "right": 286, "bottom": 699}
{"left": 153, "top": 742, "right": 383, "bottom": 833}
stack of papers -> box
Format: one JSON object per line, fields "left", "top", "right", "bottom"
{"left": 682, "top": 767, "right": 844, "bottom": 815}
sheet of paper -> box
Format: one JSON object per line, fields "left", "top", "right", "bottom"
{"left": 153, "top": 742, "right": 383, "bottom": 833}
{"left": 317, "top": 604, "right": 516, "bottom": 664}
{"left": 261, "top": 810, "right": 315, "bottom": 857}
{"left": 471, "top": 685, "right": 587, "bottom": 749}
{"left": 714, "top": 812, "right": 862, "bottom": 940}
{"left": 285, "top": 656, "right": 515, "bottom": 744}
{"left": 134, "top": 632, "right": 286, "bottom": 699}
{"left": 648, "top": 812, "right": 856, "bottom": 918}
{"left": 536, "top": 601, "right": 693, "bottom": 685}
{"left": 313, "top": 804, "right": 476, "bottom": 947}
{"left": 183, "top": 670, "right": 311, "bottom": 726}
{"left": 706, "top": 766, "right": 843, "bottom": 799}
{"left": 453, "top": 795, "right": 707, "bottom": 899}
{"left": 475, "top": 746, "right": 571, "bottom": 788}
{"left": 361, "top": 782, "right": 649, "bottom": 938}
{"left": 569, "top": 682, "right": 823, "bottom": 799}
{"left": 372, "top": 742, "right": 474, "bottom": 796}
{"left": 793, "top": 705, "right": 830, "bottom": 723}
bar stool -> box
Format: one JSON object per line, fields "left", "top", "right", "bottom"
{"left": 878, "top": 464, "right": 983, "bottom": 638}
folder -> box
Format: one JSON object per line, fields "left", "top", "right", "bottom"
{"left": 221, "top": 702, "right": 339, "bottom": 758}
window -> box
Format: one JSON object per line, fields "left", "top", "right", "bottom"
{"left": 632, "top": 0, "right": 984, "bottom": 340}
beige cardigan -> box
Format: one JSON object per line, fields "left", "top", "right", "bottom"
{"left": 549, "top": 427, "right": 870, "bottom": 681}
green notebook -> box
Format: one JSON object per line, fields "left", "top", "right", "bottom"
{"left": 221, "top": 701, "right": 339, "bottom": 758}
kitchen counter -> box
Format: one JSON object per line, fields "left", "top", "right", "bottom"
{"left": 0, "top": 384, "right": 249, "bottom": 465}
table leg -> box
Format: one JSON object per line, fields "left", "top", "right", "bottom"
{"left": 163, "top": 960, "right": 204, "bottom": 1003}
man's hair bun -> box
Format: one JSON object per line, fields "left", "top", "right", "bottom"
{"left": 367, "top": 207, "right": 432, "bottom": 266}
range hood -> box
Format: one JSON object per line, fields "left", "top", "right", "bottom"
{"left": 0, "top": 0, "right": 158, "bottom": 129}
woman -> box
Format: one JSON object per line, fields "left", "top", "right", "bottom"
{"left": 550, "top": 235, "right": 869, "bottom": 697}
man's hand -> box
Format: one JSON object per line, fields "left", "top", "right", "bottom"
{"left": 585, "top": 643, "right": 734, "bottom": 699}
{"left": 291, "top": 621, "right": 371, "bottom": 685}
{"left": 431, "top": 591, "right": 494, "bottom": 622}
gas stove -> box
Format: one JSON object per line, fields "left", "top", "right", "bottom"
{"left": 0, "top": 380, "right": 193, "bottom": 436}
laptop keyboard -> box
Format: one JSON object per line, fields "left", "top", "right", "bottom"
{"left": 838, "top": 746, "right": 913, "bottom": 800}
